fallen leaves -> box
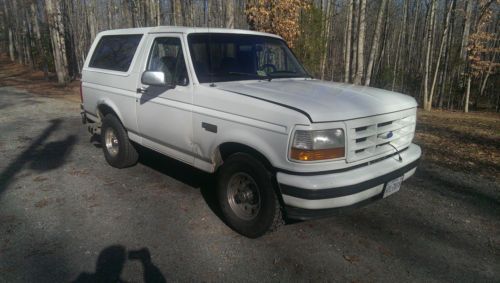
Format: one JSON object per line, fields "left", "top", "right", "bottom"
{"left": 343, "top": 254, "right": 360, "bottom": 264}
{"left": 415, "top": 109, "right": 500, "bottom": 182}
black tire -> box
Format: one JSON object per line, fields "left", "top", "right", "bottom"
{"left": 101, "top": 114, "right": 138, "bottom": 168}
{"left": 217, "top": 153, "right": 283, "bottom": 238}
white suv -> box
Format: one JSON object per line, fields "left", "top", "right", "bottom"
{"left": 81, "top": 27, "right": 421, "bottom": 238}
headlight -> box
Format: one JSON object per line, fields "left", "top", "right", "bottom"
{"left": 290, "top": 129, "right": 345, "bottom": 161}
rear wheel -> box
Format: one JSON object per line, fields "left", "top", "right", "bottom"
{"left": 217, "top": 153, "right": 283, "bottom": 238}
{"left": 101, "top": 114, "right": 138, "bottom": 168}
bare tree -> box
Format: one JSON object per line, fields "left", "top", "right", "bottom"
{"left": 2, "top": 0, "right": 14, "bottom": 61}
{"left": 428, "top": 1, "right": 454, "bottom": 111}
{"left": 226, "top": 0, "right": 235, "bottom": 28}
{"left": 45, "top": 0, "right": 70, "bottom": 84}
{"left": 353, "top": 0, "right": 366, "bottom": 85}
{"left": 0, "top": 0, "right": 496, "bottom": 113}
{"left": 462, "top": 0, "right": 475, "bottom": 112}
{"left": 438, "top": 0, "right": 457, "bottom": 108}
{"left": 391, "top": 0, "right": 408, "bottom": 91}
{"left": 365, "top": 0, "right": 388, "bottom": 86}
{"left": 320, "top": 0, "right": 335, "bottom": 80}
{"left": 423, "top": 0, "right": 437, "bottom": 111}
{"left": 344, "top": 0, "right": 354, "bottom": 83}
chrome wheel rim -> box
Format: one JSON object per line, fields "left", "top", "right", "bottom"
{"left": 105, "top": 128, "right": 119, "bottom": 157}
{"left": 227, "top": 172, "right": 261, "bottom": 220}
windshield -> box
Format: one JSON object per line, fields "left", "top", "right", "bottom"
{"left": 187, "top": 33, "right": 309, "bottom": 83}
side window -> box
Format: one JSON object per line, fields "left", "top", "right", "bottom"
{"left": 89, "top": 35, "right": 142, "bottom": 72}
{"left": 147, "top": 37, "right": 189, "bottom": 86}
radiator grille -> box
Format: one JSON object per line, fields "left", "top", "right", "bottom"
{"left": 345, "top": 109, "right": 416, "bottom": 163}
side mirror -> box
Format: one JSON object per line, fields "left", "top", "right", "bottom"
{"left": 141, "top": 71, "right": 172, "bottom": 87}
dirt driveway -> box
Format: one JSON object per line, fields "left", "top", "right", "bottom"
{"left": 0, "top": 86, "right": 499, "bottom": 282}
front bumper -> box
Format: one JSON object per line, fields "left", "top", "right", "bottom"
{"left": 277, "top": 143, "right": 421, "bottom": 220}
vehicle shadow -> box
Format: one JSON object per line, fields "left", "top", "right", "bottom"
{"left": 136, "top": 146, "right": 224, "bottom": 220}
{"left": 90, "top": 134, "right": 101, "bottom": 148}
{"left": 72, "top": 245, "right": 166, "bottom": 283}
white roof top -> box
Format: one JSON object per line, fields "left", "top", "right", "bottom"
{"left": 98, "top": 26, "right": 282, "bottom": 39}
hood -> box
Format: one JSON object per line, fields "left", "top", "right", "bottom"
{"left": 216, "top": 79, "right": 418, "bottom": 122}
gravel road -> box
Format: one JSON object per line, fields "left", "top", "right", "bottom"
{"left": 0, "top": 86, "right": 499, "bottom": 282}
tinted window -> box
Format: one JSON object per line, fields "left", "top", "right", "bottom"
{"left": 147, "top": 37, "right": 189, "bottom": 86}
{"left": 89, "top": 35, "right": 142, "bottom": 72}
{"left": 187, "top": 33, "right": 308, "bottom": 83}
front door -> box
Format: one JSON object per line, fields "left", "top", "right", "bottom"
{"left": 136, "top": 34, "right": 194, "bottom": 164}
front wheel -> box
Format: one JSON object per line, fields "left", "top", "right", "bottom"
{"left": 217, "top": 153, "right": 283, "bottom": 238}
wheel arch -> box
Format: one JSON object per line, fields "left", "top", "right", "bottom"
{"left": 216, "top": 142, "right": 276, "bottom": 173}
{"left": 96, "top": 100, "right": 124, "bottom": 123}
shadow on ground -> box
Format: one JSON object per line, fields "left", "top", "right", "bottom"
{"left": 0, "top": 119, "right": 77, "bottom": 194}
{"left": 73, "top": 245, "right": 166, "bottom": 283}
{"left": 76, "top": 134, "right": 500, "bottom": 282}
{"left": 136, "top": 146, "right": 223, "bottom": 220}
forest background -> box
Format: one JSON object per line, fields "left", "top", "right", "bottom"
{"left": 0, "top": 0, "right": 498, "bottom": 112}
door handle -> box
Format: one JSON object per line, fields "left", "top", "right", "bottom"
{"left": 136, "top": 87, "right": 147, "bottom": 94}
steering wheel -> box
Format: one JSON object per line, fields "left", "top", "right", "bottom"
{"left": 259, "top": 63, "right": 277, "bottom": 74}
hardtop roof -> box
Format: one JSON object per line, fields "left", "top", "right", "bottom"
{"left": 97, "top": 26, "right": 282, "bottom": 39}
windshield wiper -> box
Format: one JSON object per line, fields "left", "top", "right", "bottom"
{"left": 228, "top": 72, "right": 272, "bottom": 81}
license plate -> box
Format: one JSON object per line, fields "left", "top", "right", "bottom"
{"left": 383, "top": 176, "right": 404, "bottom": 198}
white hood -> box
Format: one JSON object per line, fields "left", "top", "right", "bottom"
{"left": 216, "top": 79, "right": 418, "bottom": 122}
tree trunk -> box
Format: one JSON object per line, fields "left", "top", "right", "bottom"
{"left": 107, "top": 1, "right": 113, "bottom": 29}
{"left": 365, "top": 0, "right": 387, "bottom": 86}
{"left": 408, "top": 0, "right": 421, "bottom": 88}
{"left": 344, "top": 0, "right": 354, "bottom": 83}
{"left": 391, "top": 0, "right": 408, "bottom": 91}
{"left": 460, "top": 0, "right": 474, "bottom": 110}
{"left": 479, "top": 38, "right": 498, "bottom": 97}
{"left": 2, "top": 0, "right": 15, "bottom": 61}
{"left": 423, "top": 0, "right": 436, "bottom": 111}
{"left": 429, "top": 1, "right": 453, "bottom": 110}
{"left": 464, "top": 75, "right": 471, "bottom": 112}
{"left": 173, "top": 0, "right": 182, "bottom": 26}
{"left": 30, "top": 2, "right": 49, "bottom": 79}
{"left": 438, "top": 0, "right": 456, "bottom": 108}
{"left": 375, "top": 8, "right": 390, "bottom": 85}
{"left": 8, "top": 29, "right": 15, "bottom": 61}
{"left": 320, "top": 0, "right": 334, "bottom": 80}
{"left": 11, "top": 0, "right": 24, "bottom": 65}
{"left": 351, "top": 0, "right": 359, "bottom": 82}
{"left": 353, "top": 0, "right": 366, "bottom": 85}
{"left": 460, "top": 0, "right": 474, "bottom": 62}
{"left": 130, "top": 0, "right": 141, "bottom": 27}
{"left": 225, "top": 0, "right": 235, "bottom": 28}
{"left": 45, "top": 0, "right": 70, "bottom": 85}
{"left": 156, "top": 0, "right": 161, "bottom": 26}
{"left": 88, "top": 0, "right": 98, "bottom": 40}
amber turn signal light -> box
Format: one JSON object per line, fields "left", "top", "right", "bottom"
{"left": 290, "top": 147, "right": 345, "bottom": 161}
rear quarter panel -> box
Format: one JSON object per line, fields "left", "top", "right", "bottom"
{"left": 81, "top": 32, "right": 148, "bottom": 133}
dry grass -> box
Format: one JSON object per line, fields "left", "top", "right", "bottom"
{"left": 415, "top": 109, "right": 500, "bottom": 182}
{"left": 0, "top": 53, "right": 80, "bottom": 103}
{"left": 1, "top": 54, "right": 498, "bottom": 181}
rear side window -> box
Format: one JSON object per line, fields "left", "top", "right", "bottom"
{"left": 89, "top": 35, "right": 143, "bottom": 72}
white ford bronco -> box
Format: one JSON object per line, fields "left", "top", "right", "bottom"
{"left": 81, "top": 27, "right": 421, "bottom": 238}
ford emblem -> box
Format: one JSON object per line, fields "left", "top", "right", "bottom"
{"left": 379, "top": 131, "right": 393, "bottom": 139}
